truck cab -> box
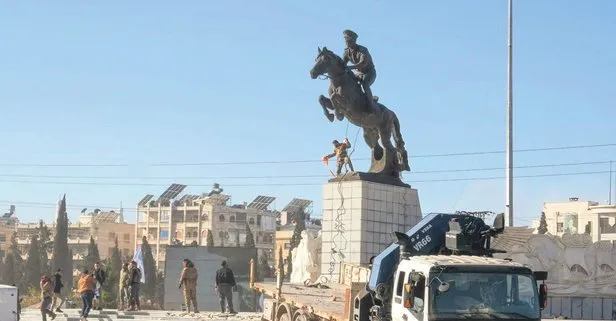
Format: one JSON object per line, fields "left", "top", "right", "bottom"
{"left": 394, "top": 255, "right": 546, "bottom": 321}
{"left": 355, "top": 213, "right": 548, "bottom": 321}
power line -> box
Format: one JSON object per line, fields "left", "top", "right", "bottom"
{"left": 0, "top": 143, "right": 614, "bottom": 167}
{"left": 0, "top": 160, "right": 608, "bottom": 180}
{"left": 0, "top": 170, "right": 609, "bottom": 187}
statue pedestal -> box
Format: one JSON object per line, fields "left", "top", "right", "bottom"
{"left": 319, "top": 178, "right": 422, "bottom": 283}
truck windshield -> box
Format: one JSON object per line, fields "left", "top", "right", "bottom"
{"left": 429, "top": 272, "right": 540, "bottom": 320}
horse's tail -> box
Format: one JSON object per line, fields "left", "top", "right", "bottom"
{"left": 391, "top": 111, "right": 405, "bottom": 150}
{"left": 391, "top": 111, "right": 411, "bottom": 172}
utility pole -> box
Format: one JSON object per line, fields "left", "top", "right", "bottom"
{"left": 505, "top": 0, "right": 514, "bottom": 227}
{"left": 610, "top": 161, "right": 613, "bottom": 204}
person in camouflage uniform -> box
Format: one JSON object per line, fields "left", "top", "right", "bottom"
{"left": 323, "top": 137, "right": 354, "bottom": 175}
{"left": 179, "top": 258, "right": 199, "bottom": 313}
{"left": 342, "top": 29, "right": 378, "bottom": 112}
{"left": 118, "top": 263, "right": 131, "bottom": 311}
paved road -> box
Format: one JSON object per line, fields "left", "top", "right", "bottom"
{"left": 19, "top": 308, "right": 263, "bottom": 321}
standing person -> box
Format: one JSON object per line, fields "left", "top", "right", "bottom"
{"left": 51, "top": 269, "right": 65, "bottom": 313}
{"left": 118, "top": 263, "right": 130, "bottom": 311}
{"left": 178, "top": 258, "right": 199, "bottom": 313}
{"left": 40, "top": 276, "right": 57, "bottom": 320}
{"left": 215, "top": 260, "right": 237, "bottom": 314}
{"left": 77, "top": 269, "right": 96, "bottom": 321}
{"left": 92, "top": 262, "right": 106, "bottom": 311}
{"left": 323, "top": 137, "right": 354, "bottom": 176}
{"left": 128, "top": 261, "right": 142, "bottom": 311}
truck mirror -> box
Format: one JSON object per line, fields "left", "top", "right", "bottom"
{"left": 533, "top": 271, "right": 548, "bottom": 281}
{"left": 538, "top": 284, "right": 548, "bottom": 309}
{"left": 403, "top": 283, "right": 415, "bottom": 309}
{"left": 493, "top": 214, "right": 505, "bottom": 231}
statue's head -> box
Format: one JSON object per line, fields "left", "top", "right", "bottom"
{"left": 310, "top": 46, "right": 343, "bottom": 79}
{"left": 343, "top": 29, "right": 358, "bottom": 47}
{"left": 332, "top": 139, "right": 340, "bottom": 146}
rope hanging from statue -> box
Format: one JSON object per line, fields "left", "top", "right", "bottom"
{"left": 319, "top": 120, "right": 360, "bottom": 284}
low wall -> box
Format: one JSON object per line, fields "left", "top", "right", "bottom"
{"left": 543, "top": 296, "right": 616, "bottom": 320}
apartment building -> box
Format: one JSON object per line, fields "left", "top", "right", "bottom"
{"left": 533, "top": 197, "right": 616, "bottom": 242}
{"left": 134, "top": 184, "right": 298, "bottom": 269}
{"left": 0, "top": 205, "right": 18, "bottom": 258}
{"left": 15, "top": 208, "right": 135, "bottom": 263}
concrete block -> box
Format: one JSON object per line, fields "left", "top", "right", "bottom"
{"left": 319, "top": 179, "right": 422, "bottom": 283}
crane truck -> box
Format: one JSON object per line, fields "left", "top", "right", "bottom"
{"left": 253, "top": 213, "right": 549, "bottom": 321}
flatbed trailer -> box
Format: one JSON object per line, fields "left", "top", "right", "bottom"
{"left": 253, "top": 262, "right": 370, "bottom": 321}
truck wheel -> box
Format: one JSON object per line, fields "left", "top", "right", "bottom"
{"left": 293, "top": 309, "right": 311, "bottom": 321}
{"left": 276, "top": 303, "right": 294, "bottom": 321}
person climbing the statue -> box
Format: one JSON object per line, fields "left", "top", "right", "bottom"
{"left": 342, "top": 29, "right": 378, "bottom": 112}
{"left": 323, "top": 138, "right": 354, "bottom": 176}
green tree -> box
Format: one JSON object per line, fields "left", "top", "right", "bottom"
{"left": 141, "top": 236, "right": 157, "bottom": 299}
{"left": 83, "top": 236, "right": 101, "bottom": 270}
{"left": 259, "top": 255, "right": 271, "bottom": 278}
{"left": 100, "top": 256, "right": 120, "bottom": 308}
{"left": 51, "top": 195, "right": 72, "bottom": 296}
{"left": 2, "top": 252, "right": 17, "bottom": 285}
{"left": 206, "top": 229, "right": 214, "bottom": 247}
{"left": 537, "top": 212, "right": 548, "bottom": 234}
{"left": 7, "top": 231, "right": 24, "bottom": 289}
{"left": 277, "top": 246, "right": 284, "bottom": 278}
{"left": 244, "top": 224, "right": 256, "bottom": 248}
{"left": 155, "top": 271, "right": 165, "bottom": 309}
{"left": 37, "top": 220, "right": 53, "bottom": 276}
{"left": 25, "top": 235, "right": 42, "bottom": 289}
{"left": 110, "top": 238, "right": 122, "bottom": 274}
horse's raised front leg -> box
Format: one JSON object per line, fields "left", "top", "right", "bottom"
{"left": 319, "top": 95, "right": 335, "bottom": 122}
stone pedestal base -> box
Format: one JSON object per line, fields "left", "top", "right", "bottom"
{"left": 319, "top": 178, "right": 422, "bottom": 283}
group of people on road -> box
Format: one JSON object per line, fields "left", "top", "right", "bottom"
{"left": 37, "top": 260, "right": 142, "bottom": 321}
{"left": 178, "top": 259, "right": 238, "bottom": 314}
{"left": 36, "top": 258, "right": 237, "bottom": 318}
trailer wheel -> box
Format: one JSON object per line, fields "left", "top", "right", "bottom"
{"left": 276, "top": 302, "right": 294, "bottom": 321}
{"left": 293, "top": 309, "right": 311, "bottom": 321}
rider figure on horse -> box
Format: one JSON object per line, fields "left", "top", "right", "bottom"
{"left": 342, "top": 29, "right": 378, "bottom": 112}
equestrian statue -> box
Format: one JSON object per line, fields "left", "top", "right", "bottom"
{"left": 310, "top": 29, "right": 410, "bottom": 181}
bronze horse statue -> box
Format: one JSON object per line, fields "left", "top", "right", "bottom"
{"left": 310, "top": 46, "right": 410, "bottom": 178}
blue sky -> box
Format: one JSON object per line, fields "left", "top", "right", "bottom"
{"left": 1, "top": 0, "right": 615, "bottom": 226}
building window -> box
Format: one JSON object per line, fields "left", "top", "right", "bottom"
{"left": 108, "top": 232, "right": 116, "bottom": 240}
{"left": 219, "top": 215, "right": 225, "bottom": 222}
{"left": 249, "top": 218, "right": 255, "bottom": 225}
{"left": 0, "top": 233, "right": 6, "bottom": 242}
{"left": 160, "top": 230, "right": 169, "bottom": 240}
{"left": 161, "top": 211, "right": 170, "bottom": 222}
{"left": 557, "top": 223, "right": 563, "bottom": 232}
{"left": 230, "top": 216, "right": 236, "bottom": 223}
{"left": 124, "top": 233, "right": 130, "bottom": 243}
